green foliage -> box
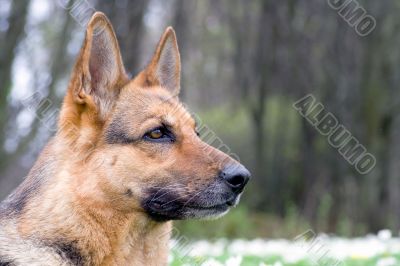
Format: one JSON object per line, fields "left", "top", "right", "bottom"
{"left": 316, "top": 194, "right": 332, "bottom": 230}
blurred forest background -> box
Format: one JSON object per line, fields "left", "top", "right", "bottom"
{"left": 1, "top": 0, "right": 400, "bottom": 239}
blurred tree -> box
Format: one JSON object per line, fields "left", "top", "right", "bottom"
{"left": 171, "top": 0, "right": 193, "bottom": 100}
{"left": 12, "top": 3, "right": 75, "bottom": 159}
{"left": 0, "top": 0, "right": 29, "bottom": 171}
{"left": 96, "top": 0, "right": 148, "bottom": 75}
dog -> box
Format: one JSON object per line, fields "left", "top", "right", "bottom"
{"left": 0, "top": 12, "right": 250, "bottom": 266}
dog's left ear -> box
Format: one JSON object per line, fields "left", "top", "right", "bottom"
{"left": 142, "top": 27, "right": 181, "bottom": 96}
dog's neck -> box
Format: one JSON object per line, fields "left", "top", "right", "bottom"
{"left": 74, "top": 188, "right": 172, "bottom": 265}
{"left": 15, "top": 141, "right": 172, "bottom": 266}
{"left": 71, "top": 198, "right": 172, "bottom": 265}
{"left": 69, "top": 192, "right": 172, "bottom": 265}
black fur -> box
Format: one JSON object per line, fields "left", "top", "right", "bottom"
{"left": 0, "top": 151, "right": 51, "bottom": 217}
{"left": 0, "top": 258, "right": 13, "bottom": 266}
{"left": 0, "top": 179, "right": 41, "bottom": 217}
{"left": 142, "top": 187, "right": 185, "bottom": 222}
{"left": 6, "top": 188, "right": 36, "bottom": 213}
{"left": 54, "top": 241, "right": 85, "bottom": 266}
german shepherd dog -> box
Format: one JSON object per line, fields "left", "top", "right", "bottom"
{"left": 0, "top": 12, "right": 250, "bottom": 265}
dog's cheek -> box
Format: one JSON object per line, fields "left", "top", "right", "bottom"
{"left": 103, "top": 151, "right": 155, "bottom": 198}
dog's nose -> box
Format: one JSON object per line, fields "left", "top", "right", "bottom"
{"left": 220, "top": 164, "right": 251, "bottom": 192}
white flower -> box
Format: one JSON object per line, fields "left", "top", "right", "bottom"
{"left": 189, "top": 240, "right": 226, "bottom": 257}
{"left": 376, "top": 257, "right": 397, "bottom": 266}
{"left": 378, "top": 230, "right": 392, "bottom": 241}
{"left": 225, "top": 255, "right": 242, "bottom": 266}
{"left": 202, "top": 258, "right": 224, "bottom": 266}
{"left": 172, "top": 231, "right": 400, "bottom": 264}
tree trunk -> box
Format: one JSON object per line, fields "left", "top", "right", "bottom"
{"left": 96, "top": 0, "right": 148, "bottom": 74}
{"left": 0, "top": 0, "right": 30, "bottom": 170}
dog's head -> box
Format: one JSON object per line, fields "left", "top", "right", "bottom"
{"left": 60, "top": 12, "right": 250, "bottom": 221}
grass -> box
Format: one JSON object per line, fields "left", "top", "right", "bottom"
{"left": 168, "top": 232, "right": 400, "bottom": 266}
{"left": 170, "top": 252, "right": 400, "bottom": 266}
{"left": 170, "top": 254, "right": 400, "bottom": 266}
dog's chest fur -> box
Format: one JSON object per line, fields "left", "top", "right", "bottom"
{"left": 0, "top": 211, "right": 171, "bottom": 266}
{"left": 0, "top": 220, "right": 71, "bottom": 266}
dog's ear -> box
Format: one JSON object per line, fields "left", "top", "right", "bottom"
{"left": 142, "top": 27, "right": 181, "bottom": 96}
{"left": 71, "top": 12, "right": 128, "bottom": 117}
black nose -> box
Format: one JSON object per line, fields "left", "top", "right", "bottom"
{"left": 220, "top": 164, "right": 251, "bottom": 192}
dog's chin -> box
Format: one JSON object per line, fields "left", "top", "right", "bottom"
{"left": 182, "top": 203, "right": 231, "bottom": 220}
{"left": 142, "top": 195, "right": 241, "bottom": 222}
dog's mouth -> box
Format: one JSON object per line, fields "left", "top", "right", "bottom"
{"left": 142, "top": 193, "right": 240, "bottom": 222}
{"left": 141, "top": 179, "right": 246, "bottom": 222}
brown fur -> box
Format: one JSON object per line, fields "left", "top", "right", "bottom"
{"left": 0, "top": 12, "right": 250, "bottom": 266}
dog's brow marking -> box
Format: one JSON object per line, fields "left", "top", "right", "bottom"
{"left": 105, "top": 118, "right": 137, "bottom": 144}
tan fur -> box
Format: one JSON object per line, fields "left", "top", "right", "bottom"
{"left": 0, "top": 12, "right": 249, "bottom": 266}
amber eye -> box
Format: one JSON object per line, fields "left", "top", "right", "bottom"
{"left": 144, "top": 126, "right": 175, "bottom": 143}
{"left": 148, "top": 129, "right": 163, "bottom": 139}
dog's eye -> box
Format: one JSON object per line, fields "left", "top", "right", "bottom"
{"left": 148, "top": 129, "right": 163, "bottom": 139}
{"left": 144, "top": 127, "right": 175, "bottom": 143}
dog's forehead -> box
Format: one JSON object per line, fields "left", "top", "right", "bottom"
{"left": 116, "top": 86, "right": 195, "bottom": 128}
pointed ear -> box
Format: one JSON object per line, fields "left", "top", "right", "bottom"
{"left": 144, "top": 27, "right": 181, "bottom": 96}
{"left": 72, "top": 12, "right": 128, "bottom": 117}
